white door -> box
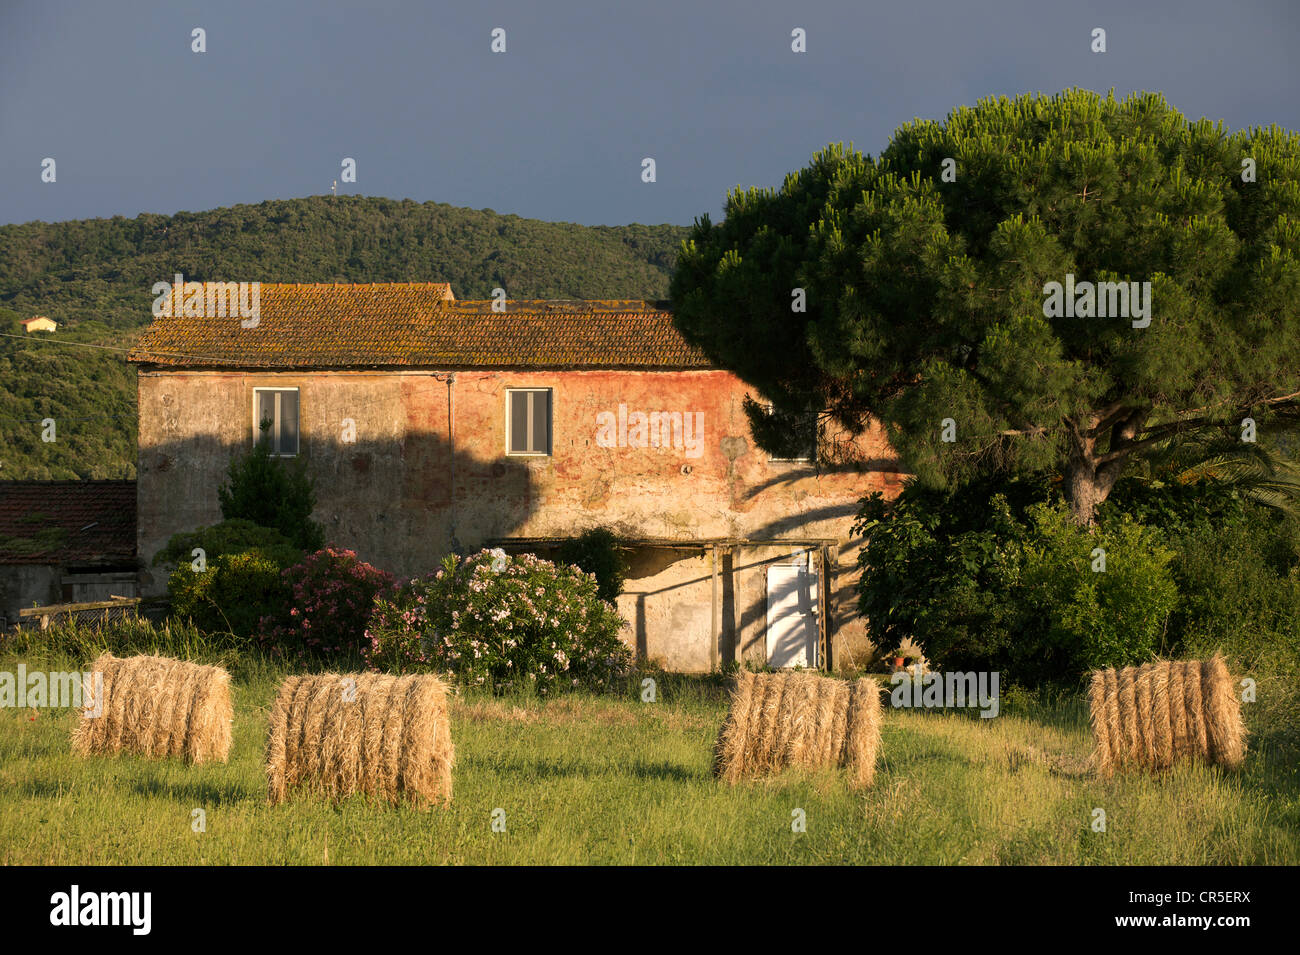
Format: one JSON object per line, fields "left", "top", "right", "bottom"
{"left": 766, "top": 563, "right": 818, "bottom": 668}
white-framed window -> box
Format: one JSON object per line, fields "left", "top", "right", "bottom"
{"left": 766, "top": 403, "right": 818, "bottom": 463}
{"left": 506, "top": 388, "right": 552, "bottom": 456}
{"left": 253, "top": 387, "right": 300, "bottom": 456}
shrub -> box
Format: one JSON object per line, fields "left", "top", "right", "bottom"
{"left": 167, "top": 550, "right": 290, "bottom": 642}
{"left": 855, "top": 476, "right": 1048, "bottom": 676}
{"left": 556, "top": 528, "right": 627, "bottom": 602}
{"left": 151, "top": 518, "right": 302, "bottom": 573}
{"left": 856, "top": 477, "right": 1180, "bottom": 687}
{"left": 1003, "top": 503, "right": 1179, "bottom": 683}
{"left": 258, "top": 547, "right": 393, "bottom": 661}
{"left": 217, "top": 432, "right": 324, "bottom": 551}
{"left": 1169, "top": 503, "right": 1300, "bottom": 750}
{"left": 364, "top": 548, "right": 631, "bottom": 691}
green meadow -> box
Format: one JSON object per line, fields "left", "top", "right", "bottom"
{"left": 2, "top": 642, "right": 1296, "bottom": 866}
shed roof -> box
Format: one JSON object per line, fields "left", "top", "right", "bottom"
{"left": 0, "top": 481, "right": 137, "bottom": 566}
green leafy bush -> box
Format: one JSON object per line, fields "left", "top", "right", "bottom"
{"left": 855, "top": 476, "right": 1049, "bottom": 676}
{"left": 365, "top": 548, "right": 631, "bottom": 692}
{"left": 556, "top": 528, "right": 627, "bottom": 602}
{"left": 151, "top": 518, "right": 302, "bottom": 573}
{"left": 858, "top": 477, "right": 1186, "bottom": 686}
{"left": 1168, "top": 504, "right": 1300, "bottom": 749}
{"left": 167, "top": 550, "right": 290, "bottom": 641}
{"left": 217, "top": 434, "right": 324, "bottom": 551}
{"left": 1004, "top": 504, "right": 1179, "bottom": 682}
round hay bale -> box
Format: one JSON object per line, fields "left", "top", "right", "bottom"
{"left": 265, "top": 672, "right": 454, "bottom": 808}
{"left": 70, "top": 653, "right": 232, "bottom": 765}
{"left": 1088, "top": 654, "right": 1247, "bottom": 776}
{"left": 713, "top": 669, "right": 882, "bottom": 789}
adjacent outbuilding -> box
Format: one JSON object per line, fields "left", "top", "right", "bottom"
{"left": 0, "top": 480, "right": 138, "bottom": 629}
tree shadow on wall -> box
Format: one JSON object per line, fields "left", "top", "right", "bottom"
{"left": 137, "top": 426, "right": 541, "bottom": 585}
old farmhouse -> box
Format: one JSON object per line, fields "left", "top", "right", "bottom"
{"left": 128, "top": 283, "right": 904, "bottom": 671}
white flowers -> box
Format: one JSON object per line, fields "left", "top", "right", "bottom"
{"left": 489, "top": 547, "right": 509, "bottom": 573}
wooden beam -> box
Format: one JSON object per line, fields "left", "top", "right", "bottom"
{"left": 489, "top": 535, "right": 840, "bottom": 550}
{"left": 819, "top": 546, "right": 832, "bottom": 672}
{"left": 19, "top": 597, "right": 139, "bottom": 617}
{"left": 710, "top": 544, "right": 720, "bottom": 672}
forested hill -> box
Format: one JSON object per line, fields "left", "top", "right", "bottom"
{"left": 0, "top": 196, "right": 688, "bottom": 330}
{"left": 0, "top": 196, "right": 690, "bottom": 480}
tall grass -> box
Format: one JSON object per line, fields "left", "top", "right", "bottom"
{"left": 1, "top": 634, "right": 1296, "bottom": 865}
{"left": 3, "top": 617, "right": 229, "bottom": 665}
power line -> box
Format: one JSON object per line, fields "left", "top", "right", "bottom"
{"left": 0, "top": 332, "right": 136, "bottom": 354}
{"left": 0, "top": 330, "right": 268, "bottom": 367}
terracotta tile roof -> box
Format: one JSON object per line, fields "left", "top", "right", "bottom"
{"left": 127, "top": 283, "right": 713, "bottom": 369}
{"left": 0, "top": 481, "right": 136, "bottom": 565}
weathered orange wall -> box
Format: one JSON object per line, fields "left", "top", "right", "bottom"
{"left": 137, "top": 367, "right": 904, "bottom": 669}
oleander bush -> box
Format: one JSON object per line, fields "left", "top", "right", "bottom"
{"left": 365, "top": 548, "right": 631, "bottom": 692}
{"left": 257, "top": 546, "right": 393, "bottom": 661}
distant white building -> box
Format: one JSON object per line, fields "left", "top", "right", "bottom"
{"left": 21, "top": 316, "right": 56, "bottom": 333}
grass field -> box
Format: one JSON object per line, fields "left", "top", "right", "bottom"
{"left": 2, "top": 647, "right": 1297, "bottom": 865}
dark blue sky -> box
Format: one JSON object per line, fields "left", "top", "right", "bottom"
{"left": 2, "top": 0, "right": 1296, "bottom": 228}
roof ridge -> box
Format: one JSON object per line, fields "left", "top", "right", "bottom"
{"left": 255, "top": 281, "right": 452, "bottom": 288}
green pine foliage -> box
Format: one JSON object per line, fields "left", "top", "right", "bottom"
{"left": 672, "top": 89, "right": 1300, "bottom": 524}
{"left": 217, "top": 434, "right": 324, "bottom": 552}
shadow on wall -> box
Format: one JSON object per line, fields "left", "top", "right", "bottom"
{"left": 609, "top": 543, "right": 829, "bottom": 670}
{"left": 742, "top": 502, "right": 864, "bottom": 541}
{"left": 738, "top": 454, "right": 904, "bottom": 503}
{"left": 136, "top": 428, "right": 542, "bottom": 589}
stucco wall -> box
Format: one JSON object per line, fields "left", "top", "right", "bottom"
{"left": 137, "top": 367, "right": 903, "bottom": 668}
{"left": 615, "top": 544, "right": 853, "bottom": 673}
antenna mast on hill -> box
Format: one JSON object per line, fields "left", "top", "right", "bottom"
{"left": 331, "top": 180, "right": 337, "bottom": 197}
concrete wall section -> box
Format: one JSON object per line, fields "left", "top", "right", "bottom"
{"left": 0, "top": 565, "right": 61, "bottom": 629}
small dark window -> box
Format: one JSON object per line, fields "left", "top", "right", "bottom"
{"left": 507, "top": 389, "right": 552, "bottom": 455}
{"left": 254, "top": 388, "right": 300, "bottom": 456}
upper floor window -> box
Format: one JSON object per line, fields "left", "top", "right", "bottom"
{"left": 507, "top": 388, "right": 552, "bottom": 456}
{"left": 254, "top": 387, "right": 299, "bottom": 456}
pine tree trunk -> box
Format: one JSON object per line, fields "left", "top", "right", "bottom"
{"left": 1064, "top": 408, "right": 1147, "bottom": 526}
{"left": 1065, "top": 453, "right": 1108, "bottom": 527}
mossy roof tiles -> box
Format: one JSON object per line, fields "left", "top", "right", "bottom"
{"left": 127, "top": 283, "right": 713, "bottom": 369}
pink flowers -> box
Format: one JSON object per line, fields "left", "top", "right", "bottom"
{"left": 261, "top": 546, "right": 393, "bottom": 660}
{"left": 362, "top": 548, "right": 632, "bottom": 690}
